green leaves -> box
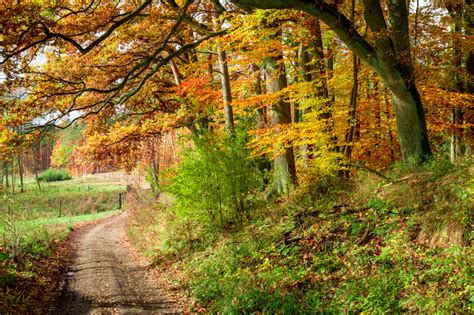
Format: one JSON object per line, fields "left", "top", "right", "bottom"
{"left": 170, "top": 130, "right": 262, "bottom": 229}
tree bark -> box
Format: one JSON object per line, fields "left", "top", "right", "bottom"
{"left": 300, "top": 17, "right": 333, "bottom": 167}
{"left": 11, "top": 161, "right": 15, "bottom": 194}
{"left": 341, "top": 0, "right": 359, "bottom": 177}
{"left": 4, "top": 161, "right": 9, "bottom": 188}
{"left": 445, "top": 0, "right": 471, "bottom": 162}
{"left": 252, "top": 64, "right": 267, "bottom": 129}
{"left": 464, "top": 0, "right": 474, "bottom": 154}
{"left": 169, "top": 59, "right": 182, "bottom": 86}
{"left": 364, "top": 0, "right": 431, "bottom": 163}
{"left": 383, "top": 88, "right": 396, "bottom": 162}
{"left": 33, "top": 145, "right": 43, "bottom": 192}
{"left": 0, "top": 160, "right": 3, "bottom": 191}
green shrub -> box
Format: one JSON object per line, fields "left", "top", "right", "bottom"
{"left": 230, "top": 290, "right": 305, "bottom": 314}
{"left": 37, "top": 168, "right": 72, "bottom": 182}
{"left": 170, "top": 130, "right": 263, "bottom": 230}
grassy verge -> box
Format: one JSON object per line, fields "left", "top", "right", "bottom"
{"left": 127, "top": 161, "right": 473, "bottom": 313}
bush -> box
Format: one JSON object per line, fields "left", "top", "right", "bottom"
{"left": 37, "top": 168, "right": 72, "bottom": 182}
{"left": 170, "top": 131, "right": 263, "bottom": 230}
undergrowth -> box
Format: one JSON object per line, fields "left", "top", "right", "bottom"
{"left": 127, "top": 158, "right": 473, "bottom": 313}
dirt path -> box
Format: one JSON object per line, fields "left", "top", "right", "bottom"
{"left": 54, "top": 212, "right": 179, "bottom": 314}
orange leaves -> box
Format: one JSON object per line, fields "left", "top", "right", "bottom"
{"left": 420, "top": 85, "right": 473, "bottom": 113}
{"left": 417, "top": 84, "right": 474, "bottom": 147}
{"left": 176, "top": 77, "right": 220, "bottom": 106}
{"left": 70, "top": 112, "right": 185, "bottom": 172}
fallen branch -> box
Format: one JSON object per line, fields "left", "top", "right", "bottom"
{"left": 347, "top": 163, "right": 392, "bottom": 181}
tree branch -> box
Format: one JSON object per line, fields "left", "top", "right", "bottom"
{"left": 230, "top": 0, "right": 382, "bottom": 77}
{"left": 347, "top": 162, "right": 392, "bottom": 181}
{"left": 1, "top": 0, "right": 152, "bottom": 64}
{"left": 42, "top": 0, "right": 152, "bottom": 54}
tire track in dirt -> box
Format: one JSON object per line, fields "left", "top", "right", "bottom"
{"left": 54, "top": 212, "right": 179, "bottom": 314}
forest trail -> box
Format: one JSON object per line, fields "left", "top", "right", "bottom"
{"left": 54, "top": 212, "right": 178, "bottom": 314}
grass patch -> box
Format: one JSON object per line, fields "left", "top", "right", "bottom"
{"left": 18, "top": 210, "right": 120, "bottom": 227}
{"left": 1, "top": 175, "right": 125, "bottom": 258}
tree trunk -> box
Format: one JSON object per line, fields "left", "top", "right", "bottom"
{"left": 33, "top": 146, "right": 43, "bottom": 192}
{"left": 11, "top": 161, "right": 15, "bottom": 194}
{"left": 445, "top": 0, "right": 471, "bottom": 162}
{"left": 389, "top": 86, "right": 430, "bottom": 163}
{"left": 217, "top": 44, "right": 235, "bottom": 134}
{"left": 263, "top": 27, "right": 297, "bottom": 195}
{"left": 365, "top": 0, "right": 431, "bottom": 163}
{"left": 342, "top": 53, "right": 359, "bottom": 176}
{"left": 312, "top": 19, "right": 330, "bottom": 105}
{"left": 4, "top": 161, "right": 9, "bottom": 188}
{"left": 299, "top": 42, "right": 312, "bottom": 169}
{"left": 341, "top": 0, "right": 359, "bottom": 176}
{"left": 0, "top": 160, "right": 3, "bottom": 192}
{"left": 450, "top": 108, "right": 464, "bottom": 162}
{"left": 465, "top": 0, "right": 474, "bottom": 154}
{"left": 301, "top": 17, "right": 333, "bottom": 167}
{"left": 252, "top": 64, "right": 267, "bottom": 129}
{"left": 170, "top": 59, "right": 181, "bottom": 86}
{"left": 383, "top": 88, "right": 396, "bottom": 162}
{"left": 18, "top": 153, "right": 24, "bottom": 193}
{"left": 151, "top": 140, "right": 160, "bottom": 196}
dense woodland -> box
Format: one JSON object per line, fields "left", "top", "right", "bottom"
{"left": 0, "top": 0, "right": 473, "bottom": 313}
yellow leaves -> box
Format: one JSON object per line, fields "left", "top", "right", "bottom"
{"left": 51, "top": 145, "right": 68, "bottom": 168}
{"left": 0, "top": 127, "right": 26, "bottom": 157}
{"left": 248, "top": 120, "right": 333, "bottom": 160}
{"left": 234, "top": 81, "right": 320, "bottom": 113}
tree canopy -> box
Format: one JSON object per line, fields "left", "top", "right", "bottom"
{"left": 0, "top": 0, "right": 472, "bottom": 179}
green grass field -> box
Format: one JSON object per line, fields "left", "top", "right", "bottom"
{"left": 1, "top": 175, "right": 127, "bottom": 222}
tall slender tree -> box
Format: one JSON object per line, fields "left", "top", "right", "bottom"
{"left": 263, "top": 22, "right": 298, "bottom": 194}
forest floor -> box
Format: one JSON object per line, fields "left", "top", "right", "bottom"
{"left": 54, "top": 212, "right": 181, "bottom": 314}
{"left": 126, "top": 161, "right": 472, "bottom": 313}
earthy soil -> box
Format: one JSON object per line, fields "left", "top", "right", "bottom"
{"left": 54, "top": 212, "right": 179, "bottom": 314}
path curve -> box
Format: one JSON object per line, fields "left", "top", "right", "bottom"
{"left": 54, "top": 212, "right": 178, "bottom": 314}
